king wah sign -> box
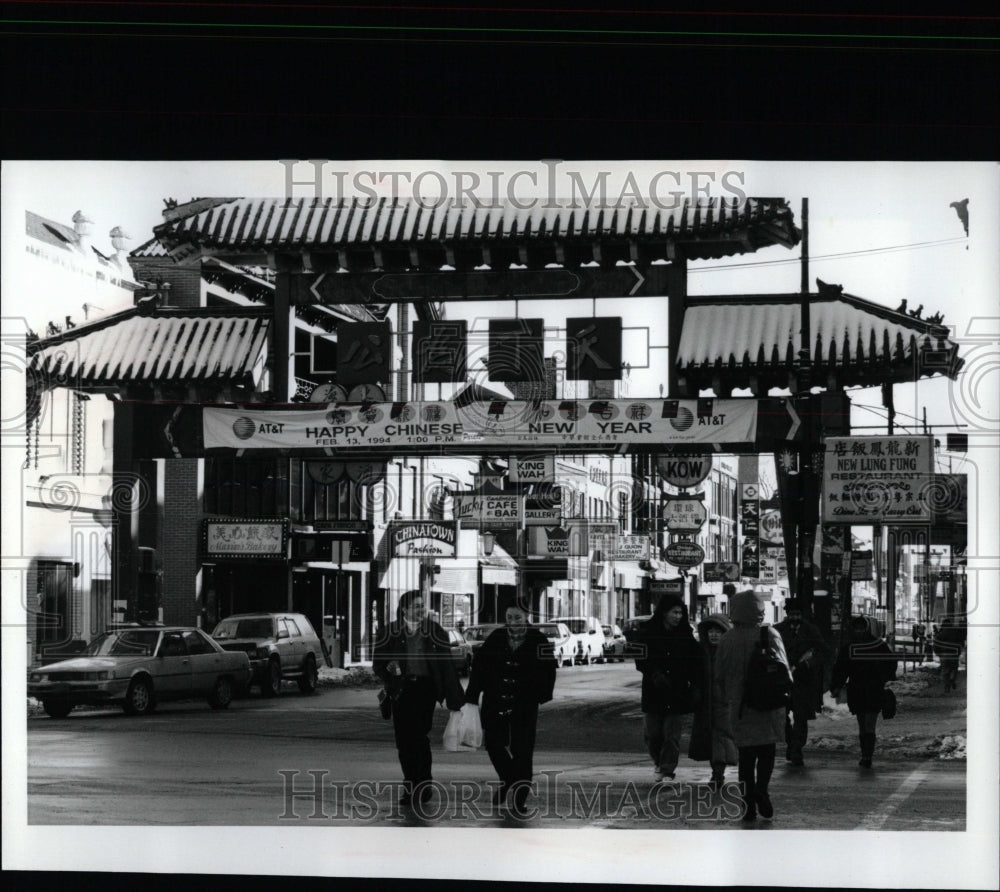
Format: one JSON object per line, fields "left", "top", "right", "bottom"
{"left": 203, "top": 399, "right": 758, "bottom": 452}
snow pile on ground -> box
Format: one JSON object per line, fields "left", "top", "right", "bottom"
{"left": 318, "top": 666, "right": 382, "bottom": 687}
{"left": 929, "top": 734, "right": 967, "bottom": 761}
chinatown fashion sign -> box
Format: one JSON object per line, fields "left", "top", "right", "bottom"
{"left": 387, "top": 521, "right": 457, "bottom": 558}
{"left": 823, "top": 436, "right": 934, "bottom": 523}
{"left": 202, "top": 519, "right": 287, "bottom": 558}
{"left": 202, "top": 399, "right": 758, "bottom": 451}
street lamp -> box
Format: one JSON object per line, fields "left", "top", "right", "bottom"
{"left": 481, "top": 531, "right": 495, "bottom": 556}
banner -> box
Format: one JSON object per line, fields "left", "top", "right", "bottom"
{"left": 203, "top": 399, "right": 758, "bottom": 451}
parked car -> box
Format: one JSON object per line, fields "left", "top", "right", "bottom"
{"left": 554, "top": 616, "right": 605, "bottom": 665}
{"left": 211, "top": 612, "right": 326, "bottom": 697}
{"left": 601, "top": 623, "right": 627, "bottom": 662}
{"left": 27, "top": 626, "right": 252, "bottom": 718}
{"left": 622, "top": 614, "right": 652, "bottom": 658}
{"left": 533, "top": 621, "right": 574, "bottom": 667}
{"left": 446, "top": 628, "right": 473, "bottom": 676}
{"left": 463, "top": 623, "right": 504, "bottom": 657}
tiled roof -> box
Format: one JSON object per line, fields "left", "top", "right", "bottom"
{"left": 28, "top": 310, "right": 269, "bottom": 388}
{"left": 677, "top": 291, "right": 963, "bottom": 390}
{"left": 151, "top": 197, "right": 800, "bottom": 264}
{"left": 26, "top": 210, "right": 116, "bottom": 266}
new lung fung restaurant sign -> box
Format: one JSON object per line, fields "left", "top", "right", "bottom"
{"left": 823, "top": 435, "right": 934, "bottom": 523}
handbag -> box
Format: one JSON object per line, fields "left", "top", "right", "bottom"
{"left": 378, "top": 688, "right": 392, "bottom": 720}
{"left": 881, "top": 687, "right": 897, "bottom": 720}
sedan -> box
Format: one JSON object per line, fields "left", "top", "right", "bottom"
{"left": 601, "top": 623, "right": 627, "bottom": 662}
{"left": 534, "top": 622, "right": 574, "bottom": 667}
{"left": 27, "top": 626, "right": 252, "bottom": 718}
{"left": 446, "top": 629, "right": 473, "bottom": 676}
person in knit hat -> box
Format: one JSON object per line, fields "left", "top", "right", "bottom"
{"left": 634, "top": 592, "right": 703, "bottom": 782}
{"left": 717, "top": 590, "right": 791, "bottom": 822}
{"left": 688, "top": 612, "right": 738, "bottom": 790}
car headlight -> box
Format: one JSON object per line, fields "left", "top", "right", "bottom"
{"left": 256, "top": 647, "right": 270, "bottom": 660}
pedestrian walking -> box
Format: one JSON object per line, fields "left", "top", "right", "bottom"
{"left": 717, "top": 590, "right": 791, "bottom": 822}
{"left": 774, "top": 599, "right": 831, "bottom": 766}
{"left": 688, "top": 612, "right": 738, "bottom": 790}
{"left": 829, "top": 615, "right": 898, "bottom": 769}
{"left": 463, "top": 603, "right": 557, "bottom": 816}
{"left": 933, "top": 615, "right": 966, "bottom": 692}
{"left": 372, "top": 590, "right": 465, "bottom": 807}
{"left": 635, "top": 593, "right": 703, "bottom": 783}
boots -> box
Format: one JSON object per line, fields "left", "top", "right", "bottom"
{"left": 858, "top": 733, "right": 876, "bottom": 768}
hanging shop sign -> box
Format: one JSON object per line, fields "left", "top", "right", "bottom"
{"left": 608, "top": 535, "right": 650, "bottom": 561}
{"left": 703, "top": 561, "right": 741, "bottom": 583}
{"left": 509, "top": 454, "right": 555, "bottom": 483}
{"left": 528, "top": 524, "right": 589, "bottom": 557}
{"left": 202, "top": 518, "right": 287, "bottom": 559}
{"left": 388, "top": 520, "right": 457, "bottom": 558}
{"left": 453, "top": 492, "right": 521, "bottom": 529}
{"left": 203, "top": 399, "right": 758, "bottom": 451}
{"left": 656, "top": 453, "right": 713, "bottom": 488}
{"left": 661, "top": 494, "right": 708, "bottom": 532}
{"left": 822, "top": 435, "right": 934, "bottom": 523}
{"left": 663, "top": 539, "right": 705, "bottom": 569}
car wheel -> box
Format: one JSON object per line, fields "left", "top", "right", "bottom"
{"left": 123, "top": 677, "right": 155, "bottom": 716}
{"left": 209, "top": 676, "right": 234, "bottom": 709}
{"left": 297, "top": 655, "right": 318, "bottom": 694}
{"left": 261, "top": 659, "right": 282, "bottom": 697}
{"left": 42, "top": 699, "right": 73, "bottom": 718}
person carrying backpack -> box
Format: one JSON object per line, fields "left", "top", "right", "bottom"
{"left": 717, "top": 590, "right": 792, "bottom": 823}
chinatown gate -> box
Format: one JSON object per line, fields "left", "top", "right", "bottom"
{"left": 27, "top": 195, "right": 963, "bottom": 662}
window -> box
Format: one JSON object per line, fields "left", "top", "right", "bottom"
{"left": 184, "top": 630, "right": 216, "bottom": 655}
{"left": 205, "top": 459, "right": 289, "bottom": 516}
{"left": 283, "top": 618, "right": 302, "bottom": 637}
{"left": 158, "top": 633, "right": 187, "bottom": 657}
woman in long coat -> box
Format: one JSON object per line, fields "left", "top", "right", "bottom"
{"left": 373, "top": 590, "right": 465, "bottom": 807}
{"left": 717, "top": 590, "right": 791, "bottom": 822}
{"left": 634, "top": 593, "right": 703, "bottom": 782}
{"left": 464, "top": 603, "right": 557, "bottom": 815}
{"left": 688, "top": 612, "right": 738, "bottom": 789}
{"left": 830, "top": 615, "right": 897, "bottom": 768}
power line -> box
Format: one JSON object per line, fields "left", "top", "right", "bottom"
{"left": 689, "top": 236, "right": 966, "bottom": 275}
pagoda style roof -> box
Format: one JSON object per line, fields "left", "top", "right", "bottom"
{"left": 676, "top": 287, "right": 963, "bottom": 395}
{"left": 150, "top": 196, "right": 800, "bottom": 268}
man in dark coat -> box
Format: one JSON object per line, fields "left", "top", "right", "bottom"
{"left": 830, "top": 615, "right": 897, "bottom": 769}
{"left": 373, "top": 590, "right": 465, "bottom": 806}
{"left": 934, "top": 615, "right": 966, "bottom": 692}
{"left": 775, "top": 599, "right": 831, "bottom": 766}
{"left": 464, "top": 603, "right": 557, "bottom": 815}
{"left": 634, "top": 593, "right": 702, "bottom": 782}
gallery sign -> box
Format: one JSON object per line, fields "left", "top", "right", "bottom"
{"left": 202, "top": 518, "right": 287, "bottom": 559}
{"left": 203, "top": 399, "right": 759, "bottom": 451}
{"left": 823, "top": 435, "right": 934, "bottom": 523}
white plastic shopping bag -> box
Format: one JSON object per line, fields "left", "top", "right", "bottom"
{"left": 443, "top": 710, "right": 463, "bottom": 752}
{"left": 459, "top": 703, "right": 483, "bottom": 749}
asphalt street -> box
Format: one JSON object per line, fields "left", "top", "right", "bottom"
{"left": 25, "top": 662, "right": 966, "bottom": 830}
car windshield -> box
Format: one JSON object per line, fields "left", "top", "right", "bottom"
{"left": 83, "top": 630, "right": 161, "bottom": 657}
{"left": 562, "top": 619, "right": 587, "bottom": 634}
{"left": 213, "top": 618, "right": 274, "bottom": 639}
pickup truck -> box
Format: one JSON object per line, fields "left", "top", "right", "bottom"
{"left": 554, "top": 616, "right": 605, "bottom": 665}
